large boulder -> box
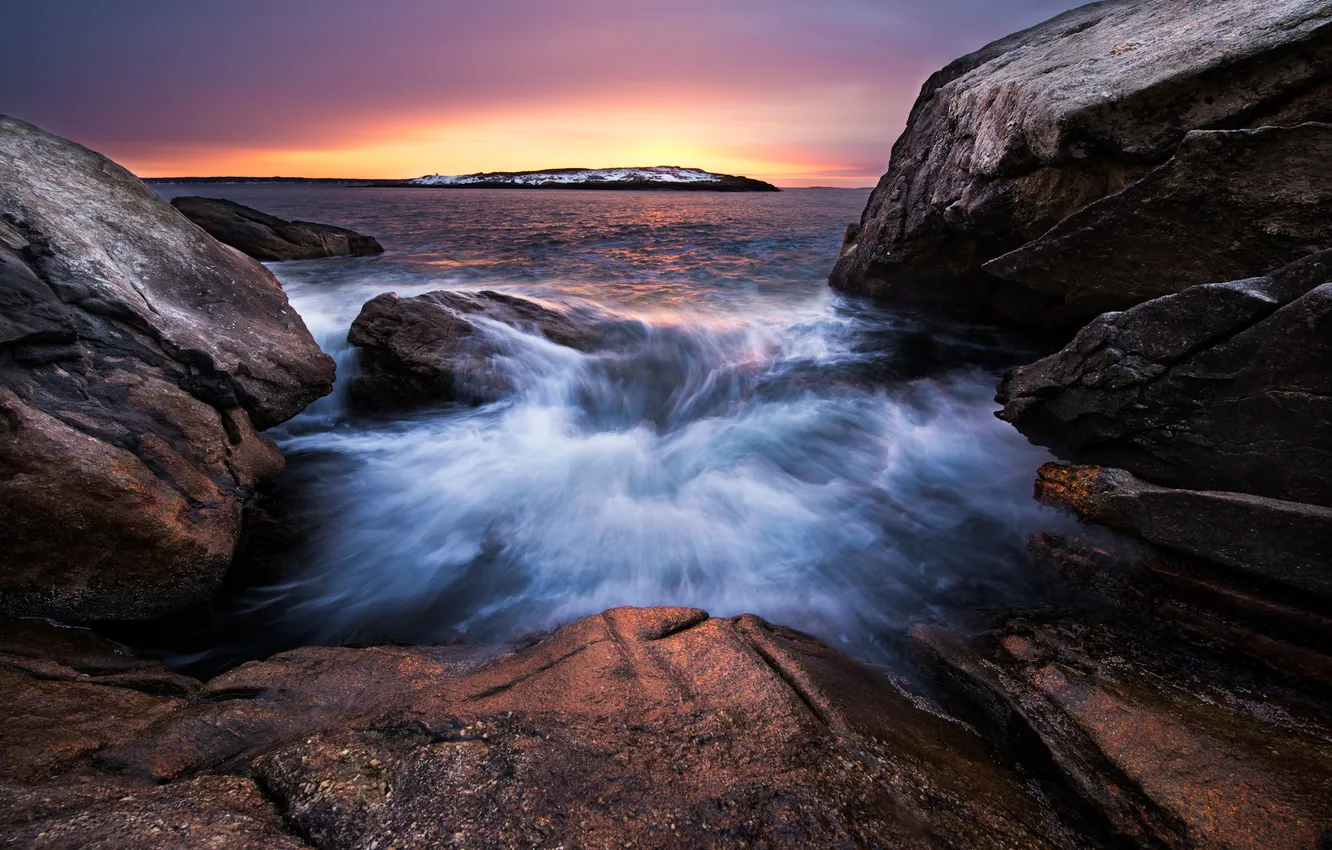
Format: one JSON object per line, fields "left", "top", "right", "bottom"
{"left": 347, "top": 289, "right": 599, "bottom": 409}
{"left": 830, "top": 0, "right": 1332, "bottom": 326}
{"left": 1, "top": 608, "right": 1084, "bottom": 849}
{"left": 0, "top": 116, "right": 335, "bottom": 622}
{"left": 171, "top": 196, "right": 384, "bottom": 262}
{"left": 996, "top": 252, "right": 1332, "bottom": 505}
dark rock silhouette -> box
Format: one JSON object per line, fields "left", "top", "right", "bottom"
{"left": 172, "top": 196, "right": 385, "bottom": 261}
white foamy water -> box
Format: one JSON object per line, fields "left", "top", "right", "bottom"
{"left": 145, "top": 185, "right": 1064, "bottom": 668}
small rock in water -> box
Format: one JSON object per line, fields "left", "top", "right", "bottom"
{"left": 172, "top": 195, "right": 385, "bottom": 261}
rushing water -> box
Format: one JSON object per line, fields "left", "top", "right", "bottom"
{"left": 146, "top": 184, "right": 1063, "bottom": 671}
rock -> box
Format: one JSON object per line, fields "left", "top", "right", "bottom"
{"left": 2, "top": 776, "right": 308, "bottom": 850}
{"left": 910, "top": 617, "right": 1332, "bottom": 849}
{"left": 1, "top": 608, "right": 1091, "bottom": 849}
{"left": 997, "top": 252, "right": 1332, "bottom": 505}
{"left": 0, "top": 618, "right": 200, "bottom": 698}
{"left": 830, "top": 0, "right": 1332, "bottom": 325}
{"left": 347, "top": 289, "right": 600, "bottom": 409}
{"left": 983, "top": 124, "right": 1332, "bottom": 320}
{"left": 0, "top": 667, "right": 185, "bottom": 782}
{"left": 0, "top": 116, "right": 335, "bottom": 621}
{"left": 1034, "top": 464, "right": 1332, "bottom": 601}
{"left": 1028, "top": 532, "right": 1332, "bottom": 658}
{"left": 170, "top": 196, "right": 384, "bottom": 261}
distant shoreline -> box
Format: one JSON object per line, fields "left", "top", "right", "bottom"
{"left": 142, "top": 176, "right": 871, "bottom": 190}
{"left": 143, "top": 175, "right": 782, "bottom": 192}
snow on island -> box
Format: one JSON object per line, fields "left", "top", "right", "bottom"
{"left": 408, "top": 167, "right": 779, "bottom": 192}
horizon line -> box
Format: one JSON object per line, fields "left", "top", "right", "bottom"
{"left": 139, "top": 174, "right": 876, "bottom": 190}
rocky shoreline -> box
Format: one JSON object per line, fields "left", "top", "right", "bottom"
{"left": 3, "top": 0, "right": 1332, "bottom": 846}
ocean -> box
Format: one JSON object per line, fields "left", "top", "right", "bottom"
{"left": 144, "top": 184, "right": 1063, "bottom": 671}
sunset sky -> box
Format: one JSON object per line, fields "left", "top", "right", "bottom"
{"left": 4, "top": 0, "right": 1082, "bottom": 187}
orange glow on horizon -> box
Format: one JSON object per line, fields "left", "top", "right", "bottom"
{"left": 115, "top": 90, "right": 891, "bottom": 188}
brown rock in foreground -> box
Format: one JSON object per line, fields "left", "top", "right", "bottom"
{"left": 830, "top": 0, "right": 1332, "bottom": 326}
{"left": 7, "top": 609, "right": 1331, "bottom": 848}
{"left": 0, "top": 116, "right": 335, "bottom": 621}
{"left": 347, "top": 289, "right": 601, "bottom": 409}
{"left": 171, "top": 195, "right": 385, "bottom": 261}
{"left": 0, "top": 609, "right": 1083, "bottom": 849}
{"left": 910, "top": 615, "right": 1332, "bottom": 850}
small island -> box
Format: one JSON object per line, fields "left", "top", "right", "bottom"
{"left": 408, "top": 166, "right": 780, "bottom": 191}
{"left": 143, "top": 167, "right": 781, "bottom": 191}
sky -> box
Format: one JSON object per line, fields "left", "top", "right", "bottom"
{"left": 2, "top": 1, "right": 1084, "bottom": 187}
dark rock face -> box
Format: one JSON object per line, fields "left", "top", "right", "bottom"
{"left": 1, "top": 608, "right": 1086, "bottom": 849}
{"left": 347, "top": 289, "right": 599, "bottom": 409}
{"left": 171, "top": 196, "right": 385, "bottom": 262}
{"left": 998, "top": 252, "right": 1332, "bottom": 705}
{"left": 831, "top": 0, "right": 1332, "bottom": 326}
{"left": 1034, "top": 464, "right": 1332, "bottom": 601}
{"left": 3, "top": 776, "right": 309, "bottom": 850}
{"left": 984, "top": 124, "right": 1332, "bottom": 320}
{"left": 997, "top": 252, "right": 1332, "bottom": 505}
{"left": 0, "top": 116, "right": 335, "bottom": 621}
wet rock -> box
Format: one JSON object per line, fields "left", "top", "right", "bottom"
{"left": 830, "top": 0, "right": 1332, "bottom": 325}
{"left": 1027, "top": 530, "right": 1332, "bottom": 692}
{"left": 1156, "top": 603, "right": 1332, "bottom": 692}
{"left": 347, "top": 289, "right": 600, "bottom": 409}
{"left": 0, "top": 618, "right": 200, "bottom": 698}
{"left": 910, "top": 617, "right": 1332, "bottom": 849}
{"left": 2, "top": 607, "right": 1088, "bottom": 849}
{"left": 0, "top": 668, "right": 184, "bottom": 782}
{"left": 1034, "top": 464, "right": 1332, "bottom": 602}
{"left": 984, "top": 124, "right": 1332, "bottom": 320}
{"left": 171, "top": 195, "right": 384, "bottom": 261}
{"left": 997, "top": 252, "right": 1332, "bottom": 505}
{"left": 0, "top": 117, "right": 335, "bottom": 621}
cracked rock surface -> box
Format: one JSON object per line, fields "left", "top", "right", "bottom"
{"left": 0, "top": 610, "right": 1092, "bottom": 849}
{"left": 997, "top": 251, "right": 1332, "bottom": 505}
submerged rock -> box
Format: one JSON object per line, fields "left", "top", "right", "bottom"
{"left": 346, "top": 289, "right": 600, "bottom": 409}
{"left": 171, "top": 195, "right": 385, "bottom": 261}
{"left": 830, "top": 0, "right": 1332, "bottom": 326}
{"left": 0, "top": 116, "right": 334, "bottom": 622}
{"left": 0, "top": 607, "right": 1090, "bottom": 849}
{"left": 997, "top": 251, "right": 1332, "bottom": 504}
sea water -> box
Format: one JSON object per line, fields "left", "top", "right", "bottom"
{"left": 147, "top": 184, "right": 1063, "bottom": 670}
